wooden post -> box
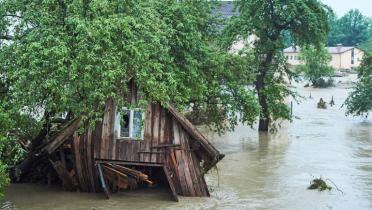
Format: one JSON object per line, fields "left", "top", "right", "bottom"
{"left": 163, "top": 166, "right": 179, "bottom": 202}
{"left": 97, "top": 163, "right": 110, "bottom": 199}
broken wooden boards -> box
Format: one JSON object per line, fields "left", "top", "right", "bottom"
{"left": 96, "top": 163, "right": 154, "bottom": 197}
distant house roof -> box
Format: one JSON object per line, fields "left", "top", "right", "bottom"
{"left": 283, "top": 46, "right": 356, "bottom": 54}
{"left": 213, "top": 1, "right": 238, "bottom": 19}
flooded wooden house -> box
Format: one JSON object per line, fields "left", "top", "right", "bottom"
{"left": 14, "top": 81, "right": 224, "bottom": 201}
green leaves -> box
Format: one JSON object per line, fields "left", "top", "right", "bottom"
{"left": 328, "top": 9, "right": 371, "bottom": 46}
{"left": 297, "top": 44, "right": 335, "bottom": 86}
{"left": 223, "top": 0, "right": 329, "bottom": 131}
{"left": 0, "top": 0, "right": 259, "bottom": 133}
{"left": 345, "top": 43, "right": 372, "bottom": 117}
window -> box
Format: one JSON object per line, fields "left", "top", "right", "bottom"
{"left": 116, "top": 108, "right": 144, "bottom": 140}
{"left": 290, "top": 56, "right": 293, "bottom": 60}
{"left": 351, "top": 48, "right": 355, "bottom": 64}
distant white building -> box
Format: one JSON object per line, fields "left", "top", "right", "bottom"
{"left": 283, "top": 45, "right": 364, "bottom": 70}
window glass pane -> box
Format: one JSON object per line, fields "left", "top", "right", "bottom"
{"left": 120, "top": 110, "right": 130, "bottom": 137}
{"left": 132, "top": 110, "right": 143, "bottom": 139}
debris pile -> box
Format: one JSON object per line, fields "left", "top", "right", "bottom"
{"left": 308, "top": 178, "right": 332, "bottom": 191}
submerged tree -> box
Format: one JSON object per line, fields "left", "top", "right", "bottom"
{"left": 296, "top": 45, "right": 335, "bottom": 87}
{"left": 222, "top": 0, "right": 329, "bottom": 131}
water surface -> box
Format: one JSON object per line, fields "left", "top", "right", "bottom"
{"left": 4, "top": 76, "right": 372, "bottom": 210}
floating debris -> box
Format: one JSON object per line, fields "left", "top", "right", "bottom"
{"left": 308, "top": 178, "right": 332, "bottom": 191}
{"left": 317, "top": 98, "right": 327, "bottom": 109}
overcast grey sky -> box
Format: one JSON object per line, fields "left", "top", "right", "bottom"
{"left": 321, "top": 0, "right": 372, "bottom": 17}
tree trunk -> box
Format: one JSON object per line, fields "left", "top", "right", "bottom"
{"left": 255, "top": 52, "right": 274, "bottom": 132}
{"left": 258, "top": 94, "right": 270, "bottom": 131}
{"left": 257, "top": 77, "right": 270, "bottom": 132}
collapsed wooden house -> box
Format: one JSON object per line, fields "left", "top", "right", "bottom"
{"left": 12, "top": 81, "right": 224, "bottom": 201}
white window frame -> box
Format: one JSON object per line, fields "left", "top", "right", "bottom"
{"left": 115, "top": 107, "right": 144, "bottom": 140}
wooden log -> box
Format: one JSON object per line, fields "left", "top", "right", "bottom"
{"left": 109, "top": 164, "right": 148, "bottom": 181}
{"left": 101, "top": 164, "right": 138, "bottom": 189}
{"left": 163, "top": 166, "right": 179, "bottom": 202}
{"left": 97, "top": 164, "right": 110, "bottom": 199}
{"left": 102, "top": 167, "right": 129, "bottom": 189}
{"left": 42, "top": 118, "right": 81, "bottom": 154}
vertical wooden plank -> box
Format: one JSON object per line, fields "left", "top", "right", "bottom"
{"left": 97, "top": 164, "right": 110, "bottom": 199}
{"left": 134, "top": 142, "right": 140, "bottom": 162}
{"left": 144, "top": 103, "right": 152, "bottom": 140}
{"left": 111, "top": 130, "right": 117, "bottom": 160}
{"left": 93, "top": 122, "right": 103, "bottom": 160}
{"left": 163, "top": 166, "right": 179, "bottom": 201}
{"left": 151, "top": 103, "right": 160, "bottom": 163}
{"left": 73, "top": 133, "right": 87, "bottom": 191}
{"left": 184, "top": 133, "right": 203, "bottom": 196}
{"left": 86, "top": 129, "right": 96, "bottom": 192}
{"left": 173, "top": 120, "right": 189, "bottom": 195}
{"left": 139, "top": 141, "right": 144, "bottom": 162}
{"left": 191, "top": 151, "right": 209, "bottom": 196}
{"left": 101, "top": 98, "right": 115, "bottom": 160}
{"left": 179, "top": 129, "right": 196, "bottom": 196}
{"left": 122, "top": 140, "right": 127, "bottom": 161}
{"left": 158, "top": 107, "right": 166, "bottom": 162}
{"left": 159, "top": 108, "right": 166, "bottom": 144}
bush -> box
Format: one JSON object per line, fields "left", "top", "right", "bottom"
{"left": 313, "top": 77, "right": 335, "bottom": 88}
{"left": 0, "top": 162, "right": 9, "bottom": 198}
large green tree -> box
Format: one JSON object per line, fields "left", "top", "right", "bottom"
{"left": 328, "top": 9, "right": 370, "bottom": 46}
{"left": 0, "top": 0, "right": 259, "bottom": 136}
{"left": 222, "top": 0, "right": 329, "bottom": 131}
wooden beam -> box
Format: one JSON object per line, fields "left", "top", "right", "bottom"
{"left": 95, "top": 159, "right": 163, "bottom": 167}
{"left": 97, "top": 164, "right": 110, "bottom": 199}
{"left": 163, "top": 166, "right": 179, "bottom": 202}
{"left": 42, "top": 118, "right": 81, "bottom": 154}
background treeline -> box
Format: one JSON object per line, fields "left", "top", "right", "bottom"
{"left": 284, "top": 9, "right": 372, "bottom": 48}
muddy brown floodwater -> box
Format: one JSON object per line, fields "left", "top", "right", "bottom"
{"left": 4, "top": 75, "right": 372, "bottom": 210}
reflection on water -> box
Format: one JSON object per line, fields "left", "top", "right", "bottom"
{"left": 4, "top": 76, "right": 372, "bottom": 210}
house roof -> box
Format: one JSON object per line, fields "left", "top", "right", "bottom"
{"left": 283, "top": 46, "right": 356, "bottom": 54}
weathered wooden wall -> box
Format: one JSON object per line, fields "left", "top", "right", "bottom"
{"left": 73, "top": 99, "right": 210, "bottom": 196}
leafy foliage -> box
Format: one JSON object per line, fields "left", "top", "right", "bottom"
{"left": 328, "top": 9, "right": 371, "bottom": 46}
{"left": 308, "top": 178, "right": 332, "bottom": 191}
{"left": 296, "top": 45, "right": 335, "bottom": 87}
{"left": 345, "top": 42, "right": 372, "bottom": 117}
{"left": 0, "top": 0, "right": 259, "bottom": 134}
{"left": 222, "top": 0, "right": 329, "bottom": 131}
{"left": 0, "top": 106, "right": 12, "bottom": 199}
